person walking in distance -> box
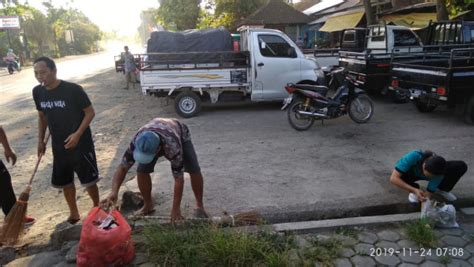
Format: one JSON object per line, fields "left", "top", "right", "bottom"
{"left": 123, "top": 46, "right": 137, "bottom": 90}
{"left": 32, "top": 56, "right": 100, "bottom": 224}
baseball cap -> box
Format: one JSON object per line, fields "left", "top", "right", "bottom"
{"left": 133, "top": 131, "right": 161, "bottom": 164}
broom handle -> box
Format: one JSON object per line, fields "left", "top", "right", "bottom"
{"left": 27, "top": 132, "right": 50, "bottom": 187}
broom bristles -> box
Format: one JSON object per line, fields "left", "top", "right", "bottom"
{"left": 233, "top": 211, "right": 262, "bottom": 226}
{"left": 0, "top": 188, "right": 30, "bottom": 245}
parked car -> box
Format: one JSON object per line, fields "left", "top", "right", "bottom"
{"left": 139, "top": 28, "right": 325, "bottom": 118}
{"left": 312, "top": 28, "right": 367, "bottom": 68}
{"left": 388, "top": 21, "right": 474, "bottom": 123}
{"left": 338, "top": 24, "right": 423, "bottom": 98}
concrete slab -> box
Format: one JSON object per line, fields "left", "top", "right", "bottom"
{"left": 460, "top": 207, "right": 474, "bottom": 216}
{"left": 272, "top": 212, "right": 419, "bottom": 233}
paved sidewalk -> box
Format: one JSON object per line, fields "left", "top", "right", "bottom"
{"left": 2, "top": 212, "right": 474, "bottom": 266}
{"left": 296, "top": 218, "right": 474, "bottom": 266}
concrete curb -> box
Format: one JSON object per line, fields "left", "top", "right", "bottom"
{"left": 271, "top": 212, "right": 420, "bottom": 234}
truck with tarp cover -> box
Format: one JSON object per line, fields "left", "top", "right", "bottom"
{"left": 138, "top": 27, "right": 324, "bottom": 118}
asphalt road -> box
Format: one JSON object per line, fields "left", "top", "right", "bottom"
{"left": 1, "top": 52, "right": 473, "bottom": 227}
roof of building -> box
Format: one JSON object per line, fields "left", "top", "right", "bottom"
{"left": 239, "top": 0, "right": 311, "bottom": 26}
{"left": 303, "top": 0, "right": 344, "bottom": 15}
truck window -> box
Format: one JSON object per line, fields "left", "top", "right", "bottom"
{"left": 343, "top": 30, "right": 355, "bottom": 42}
{"left": 471, "top": 29, "right": 474, "bottom": 43}
{"left": 393, "top": 30, "right": 419, "bottom": 47}
{"left": 434, "top": 24, "right": 445, "bottom": 44}
{"left": 258, "top": 35, "right": 293, "bottom": 58}
{"left": 371, "top": 27, "right": 385, "bottom": 42}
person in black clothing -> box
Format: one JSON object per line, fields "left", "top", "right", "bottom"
{"left": 32, "top": 57, "right": 100, "bottom": 224}
{"left": 0, "top": 125, "right": 35, "bottom": 224}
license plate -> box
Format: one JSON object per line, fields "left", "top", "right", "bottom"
{"left": 409, "top": 89, "right": 422, "bottom": 98}
{"left": 281, "top": 95, "right": 293, "bottom": 110}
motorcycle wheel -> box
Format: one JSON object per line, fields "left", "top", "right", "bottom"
{"left": 8, "top": 67, "right": 14, "bottom": 74}
{"left": 287, "top": 98, "right": 315, "bottom": 131}
{"left": 348, "top": 94, "right": 374, "bottom": 123}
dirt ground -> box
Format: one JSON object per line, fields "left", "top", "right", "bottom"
{"left": 1, "top": 53, "right": 473, "bottom": 248}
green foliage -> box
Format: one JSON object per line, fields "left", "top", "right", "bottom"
{"left": 157, "top": 0, "right": 201, "bottom": 31}
{"left": 440, "top": 255, "right": 452, "bottom": 264}
{"left": 446, "top": 0, "right": 474, "bottom": 18}
{"left": 335, "top": 227, "right": 362, "bottom": 239}
{"left": 138, "top": 8, "right": 159, "bottom": 44}
{"left": 404, "top": 218, "right": 438, "bottom": 248}
{"left": 0, "top": 1, "right": 101, "bottom": 59}
{"left": 143, "top": 223, "right": 295, "bottom": 266}
{"left": 302, "top": 236, "right": 343, "bottom": 266}
{"left": 199, "top": 0, "right": 267, "bottom": 31}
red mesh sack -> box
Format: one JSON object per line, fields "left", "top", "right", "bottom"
{"left": 77, "top": 207, "right": 135, "bottom": 267}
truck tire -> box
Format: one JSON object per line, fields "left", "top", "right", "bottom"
{"left": 463, "top": 95, "right": 474, "bottom": 124}
{"left": 414, "top": 99, "right": 437, "bottom": 113}
{"left": 174, "top": 91, "right": 202, "bottom": 118}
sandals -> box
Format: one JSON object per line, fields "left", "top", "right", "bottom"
{"left": 66, "top": 218, "right": 81, "bottom": 225}
{"left": 193, "top": 208, "right": 209, "bottom": 219}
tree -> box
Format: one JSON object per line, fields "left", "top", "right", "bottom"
{"left": 22, "top": 8, "right": 52, "bottom": 57}
{"left": 157, "top": 0, "right": 201, "bottom": 30}
{"left": 197, "top": 0, "right": 267, "bottom": 31}
{"left": 138, "top": 8, "right": 159, "bottom": 44}
{"left": 436, "top": 0, "right": 449, "bottom": 21}
{"left": 363, "top": 0, "right": 376, "bottom": 26}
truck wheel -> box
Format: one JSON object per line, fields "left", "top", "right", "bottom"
{"left": 463, "top": 95, "right": 474, "bottom": 124}
{"left": 414, "top": 100, "right": 437, "bottom": 113}
{"left": 174, "top": 91, "right": 201, "bottom": 118}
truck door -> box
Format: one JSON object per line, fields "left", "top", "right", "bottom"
{"left": 390, "top": 29, "right": 422, "bottom": 53}
{"left": 253, "top": 34, "right": 301, "bottom": 100}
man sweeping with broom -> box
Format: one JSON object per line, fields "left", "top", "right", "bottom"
{"left": 0, "top": 126, "right": 35, "bottom": 226}
{"left": 33, "top": 57, "right": 100, "bottom": 224}
{"left": 101, "top": 118, "right": 208, "bottom": 223}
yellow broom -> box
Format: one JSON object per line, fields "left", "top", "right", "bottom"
{"left": 0, "top": 133, "right": 49, "bottom": 245}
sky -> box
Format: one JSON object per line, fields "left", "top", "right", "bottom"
{"left": 28, "top": 0, "right": 159, "bottom": 36}
{"left": 26, "top": 0, "right": 304, "bottom": 36}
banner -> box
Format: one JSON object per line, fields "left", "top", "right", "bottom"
{"left": 0, "top": 16, "right": 20, "bottom": 29}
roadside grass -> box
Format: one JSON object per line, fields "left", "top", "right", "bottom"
{"left": 440, "top": 255, "right": 452, "bottom": 264}
{"left": 404, "top": 218, "right": 438, "bottom": 248}
{"left": 301, "top": 236, "right": 343, "bottom": 266}
{"left": 335, "top": 226, "right": 362, "bottom": 239}
{"left": 143, "top": 223, "right": 297, "bottom": 266}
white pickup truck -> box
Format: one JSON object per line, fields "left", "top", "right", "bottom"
{"left": 139, "top": 28, "right": 324, "bottom": 117}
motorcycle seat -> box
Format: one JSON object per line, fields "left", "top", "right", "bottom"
{"left": 292, "top": 84, "right": 328, "bottom": 96}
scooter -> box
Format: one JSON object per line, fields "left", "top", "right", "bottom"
{"left": 281, "top": 67, "right": 374, "bottom": 131}
{"left": 3, "top": 57, "right": 21, "bottom": 74}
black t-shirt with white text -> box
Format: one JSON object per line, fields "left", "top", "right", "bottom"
{"left": 32, "top": 80, "right": 93, "bottom": 150}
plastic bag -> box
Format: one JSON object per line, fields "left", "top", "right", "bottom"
{"left": 421, "top": 200, "right": 459, "bottom": 228}
{"left": 77, "top": 207, "right": 135, "bottom": 267}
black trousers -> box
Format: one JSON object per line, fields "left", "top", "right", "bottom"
{"left": 401, "top": 160, "right": 468, "bottom": 192}
{"left": 0, "top": 160, "right": 16, "bottom": 216}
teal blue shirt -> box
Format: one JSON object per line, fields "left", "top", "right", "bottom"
{"left": 395, "top": 150, "right": 444, "bottom": 193}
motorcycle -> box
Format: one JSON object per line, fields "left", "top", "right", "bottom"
{"left": 281, "top": 67, "right": 374, "bottom": 131}
{"left": 3, "top": 57, "right": 21, "bottom": 74}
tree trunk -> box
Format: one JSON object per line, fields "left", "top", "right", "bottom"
{"left": 436, "top": 0, "right": 449, "bottom": 21}
{"left": 363, "top": 0, "right": 376, "bottom": 26}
